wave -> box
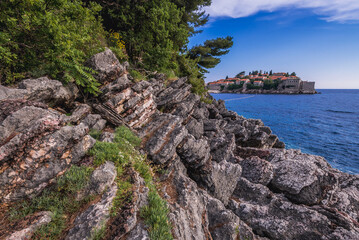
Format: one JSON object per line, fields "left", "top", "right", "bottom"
{"left": 326, "top": 109, "right": 355, "bottom": 114}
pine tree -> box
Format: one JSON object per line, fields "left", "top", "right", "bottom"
{"left": 188, "top": 36, "right": 233, "bottom": 74}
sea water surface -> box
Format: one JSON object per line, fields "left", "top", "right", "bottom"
{"left": 212, "top": 90, "right": 359, "bottom": 174}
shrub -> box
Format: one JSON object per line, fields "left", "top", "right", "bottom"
{"left": 0, "top": 0, "right": 105, "bottom": 94}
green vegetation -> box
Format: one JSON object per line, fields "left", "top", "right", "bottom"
{"left": 246, "top": 84, "right": 262, "bottom": 90}
{"left": 89, "top": 129, "right": 102, "bottom": 140}
{"left": 263, "top": 80, "right": 280, "bottom": 90}
{"left": 89, "top": 126, "right": 172, "bottom": 239}
{"left": 0, "top": 0, "right": 105, "bottom": 94}
{"left": 10, "top": 165, "right": 94, "bottom": 239}
{"left": 141, "top": 189, "right": 173, "bottom": 240}
{"left": 129, "top": 69, "right": 147, "bottom": 82}
{"left": 228, "top": 83, "right": 243, "bottom": 90}
{"left": 1, "top": 0, "right": 233, "bottom": 99}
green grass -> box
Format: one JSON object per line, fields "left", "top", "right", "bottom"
{"left": 9, "top": 165, "right": 94, "bottom": 240}
{"left": 141, "top": 187, "right": 173, "bottom": 240}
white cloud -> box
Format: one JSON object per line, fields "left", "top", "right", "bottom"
{"left": 205, "top": 0, "right": 359, "bottom": 22}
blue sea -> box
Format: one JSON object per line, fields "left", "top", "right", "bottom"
{"left": 212, "top": 90, "right": 359, "bottom": 175}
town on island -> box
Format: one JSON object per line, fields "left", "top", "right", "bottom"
{"left": 207, "top": 70, "right": 316, "bottom": 94}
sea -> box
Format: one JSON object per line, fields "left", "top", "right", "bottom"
{"left": 211, "top": 89, "right": 359, "bottom": 175}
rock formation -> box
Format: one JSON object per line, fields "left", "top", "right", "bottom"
{"left": 1, "top": 49, "right": 358, "bottom": 240}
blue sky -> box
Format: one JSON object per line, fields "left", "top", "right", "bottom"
{"left": 189, "top": 1, "right": 359, "bottom": 89}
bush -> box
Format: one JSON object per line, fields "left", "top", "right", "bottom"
{"left": 0, "top": 0, "right": 106, "bottom": 94}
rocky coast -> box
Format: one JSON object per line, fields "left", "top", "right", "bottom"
{"left": 0, "top": 49, "right": 358, "bottom": 240}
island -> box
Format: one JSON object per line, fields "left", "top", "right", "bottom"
{"left": 207, "top": 71, "right": 317, "bottom": 94}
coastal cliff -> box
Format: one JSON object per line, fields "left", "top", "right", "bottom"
{"left": 1, "top": 49, "right": 358, "bottom": 240}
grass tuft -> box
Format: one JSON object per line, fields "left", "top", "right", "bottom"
{"left": 141, "top": 188, "right": 173, "bottom": 240}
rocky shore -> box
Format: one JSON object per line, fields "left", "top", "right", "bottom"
{"left": 1, "top": 49, "right": 358, "bottom": 240}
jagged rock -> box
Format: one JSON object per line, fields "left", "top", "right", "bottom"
{"left": 87, "top": 48, "right": 124, "bottom": 83}
{"left": 0, "top": 104, "right": 95, "bottom": 202}
{"left": 207, "top": 104, "right": 222, "bottom": 119}
{"left": 0, "top": 85, "right": 27, "bottom": 101}
{"left": 132, "top": 80, "right": 152, "bottom": 93}
{"left": 65, "top": 184, "right": 118, "bottom": 240}
{"left": 163, "top": 158, "right": 259, "bottom": 240}
{"left": 185, "top": 117, "right": 204, "bottom": 139}
{"left": 268, "top": 149, "right": 337, "bottom": 205}
{"left": 209, "top": 134, "right": 236, "bottom": 163}
{"left": 89, "top": 161, "right": 117, "bottom": 195}
{"left": 18, "top": 77, "right": 78, "bottom": 106}
{"left": 240, "top": 156, "right": 274, "bottom": 185}
{"left": 5, "top": 211, "right": 52, "bottom": 240}
{"left": 203, "top": 119, "right": 221, "bottom": 132}
{"left": 65, "top": 104, "right": 91, "bottom": 123}
{"left": 177, "top": 135, "right": 210, "bottom": 169}
{"left": 141, "top": 114, "right": 187, "bottom": 164}
{"left": 192, "top": 103, "right": 210, "bottom": 120}
{"left": 209, "top": 160, "right": 242, "bottom": 205}
{"left": 156, "top": 84, "right": 192, "bottom": 108}
{"left": 100, "top": 75, "right": 132, "bottom": 98}
{"left": 322, "top": 173, "right": 359, "bottom": 221}
{"left": 207, "top": 198, "right": 258, "bottom": 240}
{"left": 170, "top": 93, "right": 200, "bottom": 117}
{"left": 81, "top": 114, "right": 107, "bottom": 131}
{"left": 233, "top": 177, "right": 275, "bottom": 205}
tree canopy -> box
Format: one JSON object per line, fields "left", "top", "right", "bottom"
{"left": 1, "top": 0, "right": 233, "bottom": 97}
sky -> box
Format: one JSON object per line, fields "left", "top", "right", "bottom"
{"left": 189, "top": 0, "right": 359, "bottom": 89}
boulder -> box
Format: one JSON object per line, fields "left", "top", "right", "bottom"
{"left": 86, "top": 48, "right": 124, "bottom": 83}
{"left": 177, "top": 135, "right": 210, "bottom": 169}
{"left": 239, "top": 156, "right": 274, "bottom": 185}
{"left": 19, "top": 77, "right": 78, "bottom": 106}
{"left": 209, "top": 160, "right": 242, "bottom": 205}
{"left": 268, "top": 149, "right": 337, "bottom": 205}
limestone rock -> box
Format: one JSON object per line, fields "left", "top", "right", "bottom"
{"left": 0, "top": 103, "right": 95, "bottom": 202}
{"left": 209, "top": 160, "right": 242, "bottom": 205}
{"left": 89, "top": 161, "right": 117, "bottom": 195}
{"left": 185, "top": 117, "right": 204, "bottom": 139}
{"left": 268, "top": 149, "right": 337, "bottom": 205}
{"left": 177, "top": 135, "right": 210, "bottom": 169}
{"left": 65, "top": 184, "right": 118, "bottom": 240}
{"left": 141, "top": 114, "right": 187, "bottom": 164}
{"left": 87, "top": 48, "right": 124, "bottom": 83}
{"left": 240, "top": 156, "right": 274, "bottom": 185}
{"left": 19, "top": 77, "right": 78, "bottom": 106}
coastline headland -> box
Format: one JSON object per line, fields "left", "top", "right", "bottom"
{"left": 207, "top": 71, "right": 317, "bottom": 94}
